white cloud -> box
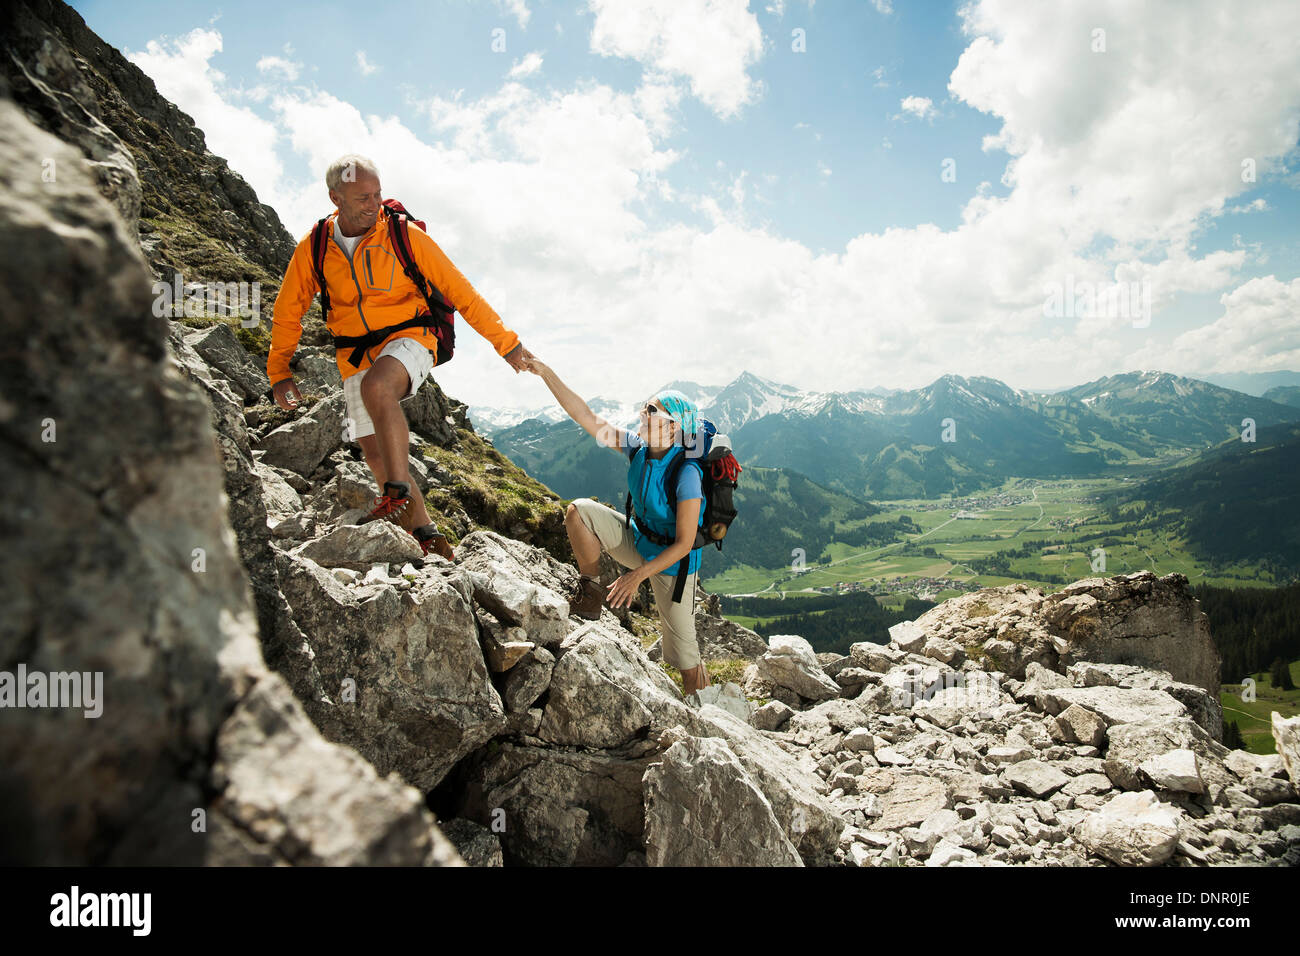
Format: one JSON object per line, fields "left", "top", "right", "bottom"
{"left": 1228, "top": 197, "right": 1268, "bottom": 214}
{"left": 126, "top": 0, "right": 1300, "bottom": 411}
{"left": 871, "top": 0, "right": 893, "bottom": 14}
{"left": 1135, "top": 276, "right": 1300, "bottom": 375}
{"left": 499, "top": 0, "right": 531, "bottom": 29}
{"left": 256, "top": 55, "right": 299, "bottom": 81}
{"left": 897, "top": 95, "right": 935, "bottom": 121}
{"left": 355, "top": 50, "right": 379, "bottom": 76}
{"left": 587, "top": 0, "right": 764, "bottom": 119}
{"left": 508, "top": 51, "right": 544, "bottom": 78}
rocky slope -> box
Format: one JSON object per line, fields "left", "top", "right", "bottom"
{"left": 0, "top": 93, "right": 459, "bottom": 866}
{"left": 3, "top": 0, "right": 1298, "bottom": 868}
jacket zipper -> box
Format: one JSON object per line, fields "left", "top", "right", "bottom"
{"left": 331, "top": 216, "right": 377, "bottom": 364}
{"left": 638, "top": 448, "right": 687, "bottom": 575}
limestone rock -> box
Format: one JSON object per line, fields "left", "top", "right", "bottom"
{"left": 276, "top": 550, "right": 508, "bottom": 791}
{"left": 1002, "top": 759, "right": 1070, "bottom": 798}
{"left": 756, "top": 635, "right": 843, "bottom": 701}
{"left": 868, "top": 774, "right": 951, "bottom": 831}
{"left": 438, "top": 818, "right": 504, "bottom": 867}
{"left": 1138, "top": 749, "right": 1204, "bottom": 794}
{"left": 290, "top": 521, "right": 423, "bottom": 571}
{"left": 1274, "top": 713, "right": 1300, "bottom": 785}
{"left": 643, "top": 733, "right": 802, "bottom": 866}
{"left": 456, "top": 743, "right": 651, "bottom": 866}
{"left": 0, "top": 95, "right": 448, "bottom": 865}
{"left": 751, "top": 699, "right": 794, "bottom": 732}
{"left": 1038, "top": 686, "right": 1187, "bottom": 728}
{"left": 502, "top": 646, "right": 555, "bottom": 713}
{"left": 184, "top": 322, "right": 270, "bottom": 401}
{"left": 255, "top": 392, "right": 345, "bottom": 477}
{"left": 695, "top": 682, "right": 753, "bottom": 722}
{"left": 1075, "top": 790, "right": 1183, "bottom": 866}
{"left": 1103, "top": 717, "right": 1233, "bottom": 793}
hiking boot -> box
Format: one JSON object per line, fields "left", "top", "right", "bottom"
{"left": 358, "top": 480, "right": 412, "bottom": 526}
{"left": 413, "top": 524, "right": 455, "bottom": 561}
{"left": 569, "top": 573, "right": 607, "bottom": 620}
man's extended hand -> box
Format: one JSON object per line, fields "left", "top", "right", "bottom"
{"left": 272, "top": 378, "right": 303, "bottom": 411}
{"left": 504, "top": 342, "right": 537, "bottom": 373}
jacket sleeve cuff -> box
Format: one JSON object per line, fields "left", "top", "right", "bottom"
{"left": 502, "top": 342, "right": 522, "bottom": 360}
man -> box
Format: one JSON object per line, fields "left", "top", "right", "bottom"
{"left": 268, "top": 154, "right": 535, "bottom": 559}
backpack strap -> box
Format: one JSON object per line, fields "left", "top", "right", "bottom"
{"left": 628, "top": 447, "right": 706, "bottom": 604}
{"left": 309, "top": 216, "right": 332, "bottom": 321}
{"left": 670, "top": 561, "right": 689, "bottom": 603}
{"left": 385, "top": 206, "right": 454, "bottom": 319}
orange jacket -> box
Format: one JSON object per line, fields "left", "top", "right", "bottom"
{"left": 267, "top": 211, "right": 520, "bottom": 385}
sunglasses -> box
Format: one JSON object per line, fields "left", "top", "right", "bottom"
{"left": 642, "top": 403, "right": 671, "bottom": 421}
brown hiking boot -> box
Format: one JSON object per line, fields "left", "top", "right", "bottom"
{"left": 413, "top": 524, "right": 455, "bottom": 561}
{"left": 569, "top": 574, "right": 607, "bottom": 620}
{"left": 357, "top": 480, "right": 412, "bottom": 526}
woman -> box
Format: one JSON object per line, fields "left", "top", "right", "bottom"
{"left": 524, "top": 358, "right": 713, "bottom": 701}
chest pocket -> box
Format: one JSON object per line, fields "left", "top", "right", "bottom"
{"left": 361, "top": 246, "right": 396, "bottom": 292}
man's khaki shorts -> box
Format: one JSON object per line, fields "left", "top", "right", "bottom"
{"left": 342, "top": 336, "right": 434, "bottom": 442}
{"left": 570, "top": 497, "right": 700, "bottom": 672}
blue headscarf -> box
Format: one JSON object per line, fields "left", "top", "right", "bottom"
{"left": 655, "top": 389, "right": 698, "bottom": 441}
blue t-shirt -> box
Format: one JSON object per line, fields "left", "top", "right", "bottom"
{"left": 621, "top": 431, "right": 704, "bottom": 575}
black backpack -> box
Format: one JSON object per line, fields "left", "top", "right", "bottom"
{"left": 309, "top": 199, "right": 456, "bottom": 369}
{"left": 624, "top": 418, "right": 741, "bottom": 603}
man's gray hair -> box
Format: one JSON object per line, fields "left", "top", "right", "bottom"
{"left": 326, "top": 154, "right": 380, "bottom": 192}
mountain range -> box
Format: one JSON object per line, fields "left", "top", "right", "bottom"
{"left": 474, "top": 369, "right": 1300, "bottom": 501}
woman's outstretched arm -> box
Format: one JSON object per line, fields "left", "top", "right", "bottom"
{"left": 526, "top": 358, "right": 631, "bottom": 450}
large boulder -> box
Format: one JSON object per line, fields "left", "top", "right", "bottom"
{"left": 1102, "top": 716, "right": 1234, "bottom": 793}
{"left": 865, "top": 772, "right": 952, "bottom": 832}
{"left": 254, "top": 392, "right": 346, "bottom": 477}
{"left": 1074, "top": 790, "right": 1184, "bottom": 866}
{"left": 456, "top": 530, "right": 575, "bottom": 648}
{"left": 274, "top": 550, "right": 508, "bottom": 791}
{"left": 905, "top": 572, "right": 1222, "bottom": 700}
{"left": 1037, "top": 686, "right": 1188, "bottom": 728}
{"left": 0, "top": 96, "right": 452, "bottom": 865}
{"left": 1274, "top": 713, "right": 1300, "bottom": 786}
{"left": 536, "top": 618, "right": 703, "bottom": 748}
{"left": 692, "top": 704, "right": 842, "bottom": 865}
{"left": 756, "top": 635, "right": 842, "bottom": 701}
{"left": 184, "top": 321, "right": 270, "bottom": 402}
{"left": 692, "top": 600, "right": 769, "bottom": 661}
{"left": 455, "top": 742, "right": 654, "bottom": 866}
{"left": 643, "top": 730, "right": 802, "bottom": 866}
{"left": 289, "top": 521, "right": 424, "bottom": 571}
{"left": 209, "top": 674, "right": 461, "bottom": 865}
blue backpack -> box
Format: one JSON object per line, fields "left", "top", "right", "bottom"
{"left": 623, "top": 419, "right": 740, "bottom": 603}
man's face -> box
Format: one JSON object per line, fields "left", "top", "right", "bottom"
{"left": 330, "top": 170, "right": 382, "bottom": 232}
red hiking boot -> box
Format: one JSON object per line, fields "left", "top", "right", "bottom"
{"left": 413, "top": 524, "right": 455, "bottom": 561}
{"left": 357, "top": 480, "right": 412, "bottom": 526}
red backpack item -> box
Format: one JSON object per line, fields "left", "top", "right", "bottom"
{"left": 309, "top": 199, "right": 456, "bottom": 369}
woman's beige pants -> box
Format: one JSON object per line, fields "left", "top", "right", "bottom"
{"left": 570, "top": 497, "right": 701, "bottom": 671}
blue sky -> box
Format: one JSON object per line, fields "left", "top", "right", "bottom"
{"left": 72, "top": 0, "right": 1300, "bottom": 411}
